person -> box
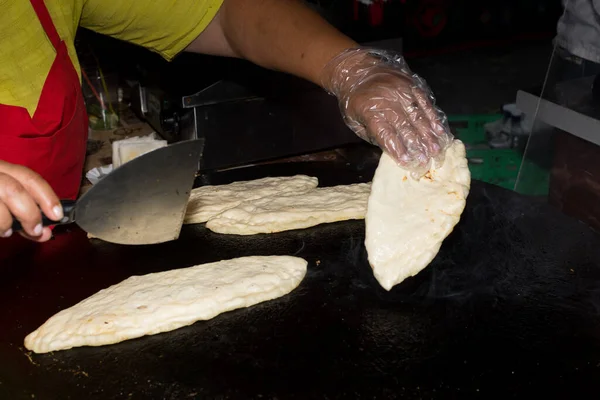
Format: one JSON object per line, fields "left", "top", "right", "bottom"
{"left": 0, "top": 0, "right": 452, "bottom": 243}
{"left": 553, "top": 0, "right": 600, "bottom": 82}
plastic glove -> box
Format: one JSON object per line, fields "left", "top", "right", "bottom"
{"left": 321, "top": 48, "right": 453, "bottom": 177}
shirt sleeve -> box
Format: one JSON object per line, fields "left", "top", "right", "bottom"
{"left": 80, "top": 0, "right": 224, "bottom": 61}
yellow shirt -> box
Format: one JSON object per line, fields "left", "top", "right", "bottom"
{"left": 0, "top": 0, "right": 223, "bottom": 116}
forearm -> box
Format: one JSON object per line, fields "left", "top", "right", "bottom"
{"left": 185, "top": 0, "right": 357, "bottom": 87}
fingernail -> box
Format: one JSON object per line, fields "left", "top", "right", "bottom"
{"left": 53, "top": 205, "right": 64, "bottom": 220}
{"left": 33, "top": 224, "right": 43, "bottom": 236}
{"left": 3, "top": 229, "right": 12, "bottom": 238}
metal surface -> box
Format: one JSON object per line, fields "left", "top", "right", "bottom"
{"left": 181, "top": 80, "right": 258, "bottom": 108}
{"left": 516, "top": 81, "right": 600, "bottom": 147}
{"left": 2, "top": 161, "right": 600, "bottom": 399}
{"left": 138, "top": 75, "right": 363, "bottom": 171}
{"left": 76, "top": 140, "right": 204, "bottom": 245}
{"left": 189, "top": 87, "right": 362, "bottom": 171}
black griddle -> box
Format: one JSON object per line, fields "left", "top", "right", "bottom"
{"left": 2, "top": 161, "right": 600, "bottom": 399}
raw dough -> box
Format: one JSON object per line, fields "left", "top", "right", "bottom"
{"left": 206, "top": 183, "right": 371, "bottom": 235}
{"left": 184, "top": 175, "right": 318, "bottom": 224}
{"left": 365, "top": 140, "right": 471, "bottom": 291}
{"left": 24, "top": 256, "right": 308, "bottom": 353}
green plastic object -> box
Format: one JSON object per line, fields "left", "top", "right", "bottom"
{"left": 448, "top": 114, "right": 500, "bottom": 146}
{"left": 448, "top": 114, "right": 549, "bottom": 195}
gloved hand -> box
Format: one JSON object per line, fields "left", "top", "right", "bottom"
{"left": 321, "top": 48, "right": 453, "bottom": 177}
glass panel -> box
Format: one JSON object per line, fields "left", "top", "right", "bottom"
{"left": 514, "top": 0, "right": 600, "bottom": 198}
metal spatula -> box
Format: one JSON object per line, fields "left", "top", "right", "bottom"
{"left": 11, "top": 139, "right": 204, "bottom": 245}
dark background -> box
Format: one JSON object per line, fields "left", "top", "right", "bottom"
{"left": 76, "top": 0, "right": 563, "bottom": 114}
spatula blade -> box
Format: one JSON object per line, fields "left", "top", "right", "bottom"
{"left": 76, "top": 139, "right": 203, "bottom": 245}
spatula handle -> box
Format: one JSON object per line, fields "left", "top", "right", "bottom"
{"left": 11, "top": 200, "right": 77, "bottom": 232}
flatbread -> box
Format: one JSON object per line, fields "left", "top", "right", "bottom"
{"left": 365, "top": 140, "right": 471, "bottom": 291}
{"left": 206, "top": 183, "right": 372, "bottom": 235}
{"left": 24, "top": 256, "right": 307, "bottom": 353}
{"left": 184, "top": 175, "right": 318, "bottom": 224}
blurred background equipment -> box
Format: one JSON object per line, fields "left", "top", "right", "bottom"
{"left": 76, "top": 0, "right": 564, "bottom": 196}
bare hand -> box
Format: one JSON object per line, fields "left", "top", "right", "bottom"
{"left": 0, "top": 161, "right": 63, "bottom": 242}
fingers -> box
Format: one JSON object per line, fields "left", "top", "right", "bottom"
{"left": 340, "top": 71, "right": 452, "bottom": 172}
{"left": 382, "top": 87, "right": 451, "bottom": 169}
{"left": 0, "top": 162, "right": 62, "bottom": 222}
{"left": 412, "top": 88, "right": 444, "bottom": 132}
{"left": 394, "top": 101, "right": 435, "bottom": 162}
{"left": 412, "top": 87, "right": 452, "bottom": 152}
{"left": 399, "top": 90, "right": 440, "bottom": 157}
{"left": 0, "top": 161, "right": 62, "bottom": 242}
{"left": 0, "top": 172, "right": 44, "bottom": 237}
{"left": 367, "top": 93, "right": 433, "bottom": 171}
{"left": 351, "top": 102, "right": 431, "bottom": 172}
{"left": 0, "top": 202, "right": 13, "bottom": 238}
{"left": 18, "top": 227, "right": 53, "bottom": 243}
{"left": 365, "top": 118, "right": 410, "bottom": 165}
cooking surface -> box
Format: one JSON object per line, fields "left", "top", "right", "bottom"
{"left": 2, "top": 162, "right": 600, "bottom": 399}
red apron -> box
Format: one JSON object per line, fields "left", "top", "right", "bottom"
{"left": 0, "top": 0, "right": 87, "bottom": 260}
{"left": 0, "top": 0, "right": 88, "bottom": 200}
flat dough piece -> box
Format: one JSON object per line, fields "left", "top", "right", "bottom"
{"left": 24, "top": 256, "right": 307, "bottom": 353}
{"left": 184, "top": 175, "right": 319, "bottom": 224}
{"left": 365, "top": 140, "right": 471, "bottom": 291}
{"left": 206, "top": 183, "right": 371, "bottom": 235}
